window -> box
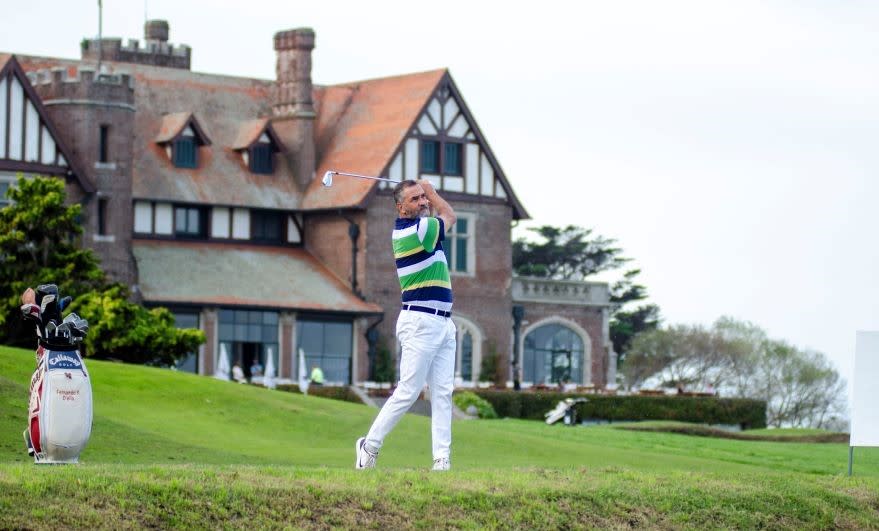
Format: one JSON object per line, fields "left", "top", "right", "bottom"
{"left": 445, "top": 214, "right": 474, "bottom": 274}
{"left": 97, "top": 198, "right": 108, "bottom": 235}
{"left": 98, "top": 125, "right": 109, "bottom": 163}
{"left": 218, "top": 309, "right": 279, "bottom": 382}
{"left": 420, "top": 140, "right": 440, "bottom": 173}
{"left": 0, "top": 177, "right": 14, "bottom": 208}
{"left": 297, "top": 318, "right": 353, "bottom": 384}
{"left": 251, "top": 210, "right": 281, "bottom": 242}
{"left": 174, "top": 206, "right": 204, "bottom": 237}
{"left": 172, "top": 311, "right": 200, "bottom": 374}
{"left": 173, "top": 137, "right": 197, "bottom": 168}
{"left": 134, "top": 201, "right": 153, "bottom": 233}
{"left": 249, "top": 143, "right": 274, "bottom": 174}
{"left": 444, "top": 142, "right": 462, "bottom": 175}
{"left": 523, "top": 324, "right": 585, "bottom": 385}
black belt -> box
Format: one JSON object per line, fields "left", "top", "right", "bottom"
{"left": 402, "top": 304, "right": 451, "bottom": 318}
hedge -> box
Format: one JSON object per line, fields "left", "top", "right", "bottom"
{"left": 473, "top": 390, "right": 767, "bottom": 429}
{"left": 275, "top": 385, "right": 364, "bottom": 405}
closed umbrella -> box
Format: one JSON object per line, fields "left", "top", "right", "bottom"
{"left": 214, "top": 343, "right": 230, "bottom": 380}
{"left": 264, "top": 347, "right": 276, "bottom": 389}
{"left": 298, "top": 348, "right": 309, "bottom": 396}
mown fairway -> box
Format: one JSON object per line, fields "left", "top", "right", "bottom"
{"left": 1, "top": 346, "right": 877, "bottom": 529}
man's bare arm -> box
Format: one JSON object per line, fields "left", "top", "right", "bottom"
{"left": 418, "top": 179, "right": 456, "bottom": 230}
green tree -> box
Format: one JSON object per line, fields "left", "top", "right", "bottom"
{"left": 609, "top": 269, "right": 660, "bottom": 366}
{"left": 0, "top": 176, "right": 204, "bottom": 363}
{"left": 0, "top": 176, "right": 104, "bottom": 345}
{"left": 623, "top": 317, "right": 846, "bottom": 428}
{"left": 513, "top": 225, "right": 629, "bottom": 279}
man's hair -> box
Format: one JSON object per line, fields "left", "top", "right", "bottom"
{"left": 393, "top": 180, "right": 419, "bottom": 205}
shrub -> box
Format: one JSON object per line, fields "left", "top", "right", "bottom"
{"left": 474, "top": 390, "right": 766, "bottom": 429}
{"left": 275, "top": 384, "right": 363, "bottom": 405}
{"left": 453, "top": 391, "right": 498, "bottom": 419}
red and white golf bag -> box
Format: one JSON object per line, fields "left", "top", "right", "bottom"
{"left": 21, "top": 284, "right": 93, "bottom": 464}
{"left": 25, "top": 346, "right": 93, "bottom": 463}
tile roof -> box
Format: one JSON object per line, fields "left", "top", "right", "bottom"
{"left": 231, "top": 118, "right": 270, "bottom": 150}
{"left": 132, "top": 240, "right": 382, "bottom": 314}
{"left": 0, "top": 54, "right": 10, "bottom": 71}
{"left": 154, "top": 112, "right": 195, "bottom": 143}
{"left": 301, "top": 69, "right": 448, "bottom": 210}
{"left": 15, "top": 55, "right": 303, "bottom": 209}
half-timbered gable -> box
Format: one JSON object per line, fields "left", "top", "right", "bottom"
{"left": 0, "top": 55, "right": 92, "bottom": 205}
{"left": 379, "top": 73, "right": 527, "bottom": 220}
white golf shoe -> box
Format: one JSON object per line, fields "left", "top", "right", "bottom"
{"left": 355, "top": 437, "right": 377, "bottom": 469}
{"left": 432, "top": 457, "right": 450, "bottom": 471}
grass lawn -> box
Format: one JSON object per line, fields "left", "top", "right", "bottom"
{"left": 1, "top": 345, "right": 877, "bottom": 529}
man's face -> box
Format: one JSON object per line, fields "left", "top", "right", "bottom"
{"left": 397, "top": 184, "right": 431, "bottom": 219}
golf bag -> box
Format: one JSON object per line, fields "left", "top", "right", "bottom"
{"left": 544, "top": 397, "right": 588, "bottom": 426}
{"left": 21, "top": 284, "right": 93, "bottom": 464}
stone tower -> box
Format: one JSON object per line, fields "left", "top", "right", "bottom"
{"left": 30, "top": 67, "right": 137, "bottom": 284}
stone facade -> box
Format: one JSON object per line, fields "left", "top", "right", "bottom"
{"left": 30, "top": 68, "right": 137, "bottom": 285}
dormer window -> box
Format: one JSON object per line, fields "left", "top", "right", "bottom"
{"left": 155, "top": 112, "right": 211, "bottom": 169}
{"left": 233, "top": 121, "right": 283, "bottom": 175}
{"left": 249, "top": 134, "right": 275, "bottom": 174}
{"left": 173, "top": 127, "right": 198, "bottom": 168}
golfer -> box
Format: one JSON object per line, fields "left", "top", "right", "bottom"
{"left": 356, "top": 179, "right": 457, "bottom": 471}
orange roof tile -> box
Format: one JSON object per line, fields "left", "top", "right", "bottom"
{"left": 231, "top": 118, "right": 270, "bottom": 150}
{"left": 301, "top": 69, "right": 447, "bottom": 210}
{"left": 154, "top": 112, "right": 194, "bottom": 143}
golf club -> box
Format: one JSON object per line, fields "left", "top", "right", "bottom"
{"left": 321, "top": 170, "right": 401, "bottom": 187}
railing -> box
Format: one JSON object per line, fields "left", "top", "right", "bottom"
{"left": 511, "top": 276, "right": 611, "bottom": 306}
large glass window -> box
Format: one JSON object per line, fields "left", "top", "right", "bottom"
{"left": 297, "top": 318, "right": 353, "bottom": 384}
{"left": 445, "top": 214, "right": 473, "bottom": 274}
{"left": 218, "top": 309, "right": 279, "bottom": 382}
{"left": 172, "top": 311, "right": 199, "bottom": 373}
{"left": 523, "top": 324, "right": 584, "bottom": 385}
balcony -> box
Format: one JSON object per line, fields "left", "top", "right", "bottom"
{"left": 511, "top": 276, "right": 612, "bottom": 307}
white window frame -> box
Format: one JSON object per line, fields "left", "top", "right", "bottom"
{"left": 446, "top": 211, "right": 476, "bottom": 276}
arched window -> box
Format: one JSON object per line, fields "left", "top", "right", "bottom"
{"left": 523, "top": 324, "right": 584, "bottom": 385}
{"left": 451, "top": 315, "right": 482, "bottom": 387}
{"left": 459, "top": 330, "right": 473, "bottom": 381}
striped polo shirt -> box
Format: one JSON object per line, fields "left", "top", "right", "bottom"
{"left": 392, "top": 216, "right": 453, "bottom": 311}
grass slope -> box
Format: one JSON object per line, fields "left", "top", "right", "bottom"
{"left": 2, "top": 346, "right": 878, "bottom": 529}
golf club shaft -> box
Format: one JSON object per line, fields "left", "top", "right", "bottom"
{"left": 330, "top": 171, "right": 400, "bottom": 184}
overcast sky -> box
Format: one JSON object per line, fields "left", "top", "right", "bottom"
{"left": 3, "top": 1, "right": 877, "bottom": 406}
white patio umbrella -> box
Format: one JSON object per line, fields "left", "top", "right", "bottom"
{"left": 214, "top": 343, "right": 231, "bottom": 380}
{"left": 263, "top": 347, "right": 276, "bottom": 390}
{"left": 298, "top": 348, "right": 309, "bottom": 396}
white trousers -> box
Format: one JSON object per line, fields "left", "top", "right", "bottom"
{"left": 365, "top": 309, "right": 457, "bottom": 459}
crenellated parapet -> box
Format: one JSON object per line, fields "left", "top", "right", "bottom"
{"left": 27, "top": 67, "right": 135, "bottom": 108}
{"left": 80, "top": 19, "right": 191, "bottom": 70}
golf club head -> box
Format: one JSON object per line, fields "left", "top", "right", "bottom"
{"left": 36, "top": 284, "right": 60, "bottom": 328}
{"left": 321, "top": 171, "right": 334, "bottom": 187}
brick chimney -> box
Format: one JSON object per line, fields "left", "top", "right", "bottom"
{"left": 273, "top": 28, "right": 316, "bottom": 189}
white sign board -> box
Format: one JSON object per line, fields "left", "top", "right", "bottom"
{"left": 851, "top": 332, "right": 879, "bottom": 447}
